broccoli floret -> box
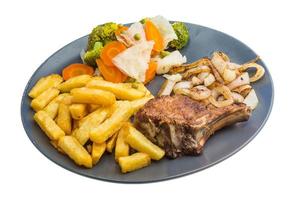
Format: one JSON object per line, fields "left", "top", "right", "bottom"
{"left": 169, "top": 22, "right": 189, "bottom": 49}
{"left": 84, "top": 42, "right": 103, "bottom": 67}
{"left": 87, "top": 22, "right": 119, "bottom": 50}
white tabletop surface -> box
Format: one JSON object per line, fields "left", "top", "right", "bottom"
{"left": 0, "top": 0, "right": 289, "bottom": 199}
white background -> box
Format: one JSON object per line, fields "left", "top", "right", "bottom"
{"left": 1, "top": 0, "right": 289, "bottom": 199}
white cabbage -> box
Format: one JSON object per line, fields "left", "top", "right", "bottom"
{"left": 155, "top": 50, "right": 187, "bottom": 74}
{"left": 150, "top": 15, "right": 177, "bottom": 48}
{"left": 112, "top": 41, "right": 154, "bottom": 82}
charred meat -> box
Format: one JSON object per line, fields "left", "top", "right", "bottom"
{"left": 134, "top": 95, "right": 251, "bottom": 158}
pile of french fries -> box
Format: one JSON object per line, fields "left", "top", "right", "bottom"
{"left": 29, "top": 73, "right": 165, "bottom": 173}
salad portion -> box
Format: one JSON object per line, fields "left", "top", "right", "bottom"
{"left": 81, "top": 15, "right": 189, "bottom": 83}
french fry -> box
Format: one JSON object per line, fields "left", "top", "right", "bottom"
{"left": 34, "top": 111, "right": 65, "bottom": 140}
{"left": 71, "top": 128, "right": 78, "bottom": 137}
{"left": 92, "top": 142, "right": 106, "bottom": 165}
{"left": 125, "top": 125, "right": 165, "bottom": 160}
{"left": 79, "top": 104, "right": 116, "bottom": 127}
{"left": 57, "top": 74, "right": 92, "bottom": 93}
{"left": 56, "top": 103, "right": 72, "bottom": 135}
{"left": 130, "top": 96, "right": 153, "bottom": 113}
{"left": 43, "top": 93, "right": 70, "bottom": 119}
{"left": 58, "top": 136, "right": 92, "bottom": 168}
{"left": 71, "top": 87, "right": 116, "bottom": 106}
{"left": 74, "top": 107, "right": 112, "bottom": 145}
{"left": 72, "top": 119, "right": 80, "bottom": 130}
{"left": 50, "top": 140, "right": 65, "bottom": 154}
{"left": 88, "top": 104, "right": 101, "bottom": 113}
{"left": 129, "top": 82, "right": 153, "bottom": 97}
{"left": 31, "top": 88, "right": 60, "bottom": 111}
{"left": 115, "top": 123, "right": 130, "bottom": 161}
{"left": 60, "top": 94, "right": 73, "bottom": 105}
{"left": 86, "top": 79, "right": 145, "bottom": 100}
{"left": 106, "top": 133, "right": 118, "bottom": 153}
{"left": 91, "top": 76, "right": 104, "bottom": 81}
{"left": 29, "top": 74, "right": 63, "bottom": 98}
{"left": 90, "top": 101, "right": 134, "bottom": 144}
{"left": 118, "top": 152, "right": 151, "bottom": 173}
{"left": 69, "top": 104, "right": 88, "bottom": 120}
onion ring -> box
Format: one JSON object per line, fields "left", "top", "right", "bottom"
{"left": 209, "top": 85, "right": 234, "bottom": 107}
{"left": 175, "top": 86, "right": 211, "bottom": 101}
{"left": 182, "top": 66, "right": 211, "bottom": 79}
{"left": 238, "top": 62, "right": 265, "bottom": 82}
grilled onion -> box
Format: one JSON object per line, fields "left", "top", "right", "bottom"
{"left": 232, "top": 84, "right": 252, "bottom": 98}
{"left": 182, "top": 66, "right": 211, "bottom": 79}
{"left": 227, "top": 72, "right": 250, "bottom": 90}
{"left": 175, "top": 86, "right": 211, "bottom": 101}
{"left": 231, "top": 92, "right": 244, "bottom": 103}
{"left": 238, "top": 62, "right": 265, "bottom": 82}
{"left": 204, "top": 73, "right": 216, "bottom": 87}
{"left": 169, "top": 57, "right": 212, "bottom": 74}
{"left": 209, "top": 85, "right": 234, "bottom": 107}
{"left": 191, "top": 76, "right": 203, "bottom": 86}
{"left": 173, "top": 81, "right": 193, "bottom": 93}
{"left": 243, "top": 89, "right": 259, "bottom": 109}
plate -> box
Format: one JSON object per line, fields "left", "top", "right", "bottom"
{"left": 21, "top": 22, "right": 274, "bottom": 183}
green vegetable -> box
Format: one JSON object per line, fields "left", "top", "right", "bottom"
{"left": 87, "top": 22, "right": 119, "bottom": 51}
{"left": 134, "top": 33, "right": 141, "bottom": 41}
{"left": 140, "top": 18, "right": 149, "bottom": 24}
{"left": 160, "top": 50, "right": 170, "bottom": 58}
{"left": 169, "top": 22, "right": 189, "bottom": 49}
{"left": 84, "top": 42, "right": 103, "bottom": 67}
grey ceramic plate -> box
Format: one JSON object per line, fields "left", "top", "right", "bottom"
{"left": 21, "top": 22, "right": 274, "bottom": 183}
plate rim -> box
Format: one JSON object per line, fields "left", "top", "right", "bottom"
{"left": 20, "top": 22, "right": 275, "bottom": 183}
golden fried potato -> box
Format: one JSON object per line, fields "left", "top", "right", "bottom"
{"left": 29, "top": 74, "right": 63, "bottom": 98}
{"left": 92, "top": 142, "right": 106, "bottom": 165}
{"left": 118, "top": 153, "right": 151, "bottom": 173}
{"left": 129, "top": 82, "right": 153, "bottom": 98}
{"left": 56, "top": 103, "right": 72, "bottom": 135}
{"left": 71, "top": 87, "right": 116, "bottom": 106}
{"left": 87, "top": 104, "right": 101, "bottom": 113}
{"left": 43, "top": 93, "right": 70, "bottom": 119}
{"left": 58, "top": 136, "right": 92, "bottom": 168}
{"left": 130, "top": 96, "right": 153, "bottom": 113}
{"left": 69, "top": 104, "right": 88, "bottom": 120}
{"left": 50, "top": 140, "right": 65, "bottom": 154}
{"left": 60, "top": 94, "right": 73, "bottom": 105}
{"left": 90, "top": 101, "right": 134, "bottom": 144}
{"left": 57, "top": 75, "right": 92, "bottom": 93}
{"left": 34, "top": 111, "right": 65, "bottom": 140}
{"left": 125, "top": 125, "right": 165, "bottom": 160}
{"left": 72, "top": 119, "right": 80, "bottom": 130}
{"left": 86, "top": 79, "right": 145, "bottom": 100}
{"left": 106, "top": 133, "right": 118, "bottom": 153}
{"left": 115, "top": 123, "right": 130, "bottom": 161}
{"left": 79, "top": 104, "right": 116, "bottom": 127}
{"left": 91, "top": 76, "right": 104, "bottom": 81}
{"left": 74, "top": 107, "right": 112, "bottom": 145}
{"left": 31, "top": 88, "right": 60, "bottom": 111}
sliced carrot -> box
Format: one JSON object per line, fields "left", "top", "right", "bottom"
{"left": 62, "top": 63, "right": 94, "bottom": 80}
{"left": 100, "top": 41, "right": 127, "bottom": 67}
{"left": 96, "top": 59, "right": 127, "bottom": 83}
{"left": 144, "top": 60, "right": 157, "bottom": 84}
{"left": 144, "top": 20, "right": 164, "bottom": 52}
{"left": 115, "top": 26, "right": 129, "bottom": 36}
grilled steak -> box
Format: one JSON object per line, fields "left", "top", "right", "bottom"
{"left": 134, "top": 95, "right": 251, "bottom": 158}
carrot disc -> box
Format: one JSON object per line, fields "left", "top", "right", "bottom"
{"left": 100, "top": 41, "right": 127, "bottom": 67}
{"left": 96, "top": 59, "right": 127, "bottom": 83}
{"left": 62, "top": 63, "right": 94, "bottom": 80}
